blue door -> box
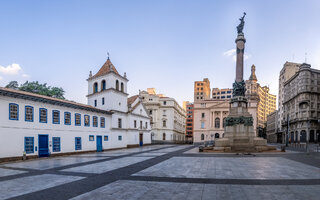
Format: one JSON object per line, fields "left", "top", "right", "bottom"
{"left": 38, "top": 135, "right": 49, "bottom": 157}
{"left": 96, "top": 136, "right": 102, "bottom": 152}
{"left": 139, "top": 133, "right": 143, "bottom": 146}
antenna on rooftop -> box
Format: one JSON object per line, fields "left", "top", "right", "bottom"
{"left": 107, "top": 52, "right": 110, "bottom": 60}
{"left": 305, "top": 52, "right": 307, "bottom": 63}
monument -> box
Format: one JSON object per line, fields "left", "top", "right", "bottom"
{"left": 215, "top": 13, "right": 272, "bottom": 152}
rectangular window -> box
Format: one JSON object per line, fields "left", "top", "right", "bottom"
{"left": 201, "top": 122, "right": 205, "bottom": 129}
{"left": 84, "top": 115, "right": 90, "bottom": 127}
{"left": 134, "top": 120, "right": 137, "bottom": 128}
{"left": 104, "top": 135, "right": 108, "bottom": 141}
{"left": 75, "top": 113, "right": 81, "bottom": 126}
{"left": 39, "top": 108, "right": 47, "bottom": 123}
{"left": 118, "top": 135, "right": 122, "bottom": 141}
{"left": 24, "top": 137, "right": 34, "bottom": 154}
{"left": 93, "top": 116, "right": 98, "bottom": 127}
{"left": 118, "top": 118, "right": 122, "bottom": 128}
{"left": 140, "top": 120, "right": 142, "bottom": 129}
{"left": 9, "top": 103, "right": 19, "bottom": 120}
{"left": 163, "top": 101, "right": 166, "bottom": 105}
{"left": 102, "top": 97, "right": 105, "bottom": 105}
{"left": 75, "top": 137, "right": 81, "bottom": 150}
{"left": 64, "top": 112, "right": 71, "bottom": 125}
{"left": 89, "top": 135, "right": 94, "bottom": 141}
{"left": 94, "top": 100, "right": 97, "bottom": 107}
{"left": 52, "top": 110, "right": 60, "bottom": 124}
{"left": 25, "top": 106, "right": 34, "bottom": 122}
{"left": 163, "top": 120, "right": 166, "bottom": 127}
{"left": 145, "top": 122, "right": 148, "bottom": 129}
{"left": 101, "top": 117, "right": 105, "bottom": 128}
{"left": 52, "top": 137, "right": 61, "bottom": 152}
{"left": 201, "top": 113, "right": 205, "bottom": 118}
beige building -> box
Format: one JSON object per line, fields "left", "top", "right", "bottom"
{"left": 139, "top": 88, "right": 186, "bottom": 143}
{"left": 212, "top": 88, "right": 232, "bottom": 100}
{"left": 257, "top": 86, "right": 277, "bottom": 128}
{"left": 278, "top": 61, "right": 301, "bottom": 133}
{"left": 194, "top": 78, "right": 211, "bottom": 102}
{"left": 266, "top": 110, "right": 278, "bottom": 143}
{"left": 246, "top": 65, "right": 276, "bottom": 130}
{"left": 282, "top": 63, "right": 320, "bottom": 143}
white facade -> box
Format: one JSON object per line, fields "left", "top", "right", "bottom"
{"left": 0, "top": 58, "right": 151, "bottom": 160}
{"left": 139, "top": 89, "right": 186, "bottom": 143}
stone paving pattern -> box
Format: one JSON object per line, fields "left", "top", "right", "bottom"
{"left": 0, "top": 144, "right": 319, "bottom": 200}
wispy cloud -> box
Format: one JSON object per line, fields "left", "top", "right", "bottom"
{"left": 223, "top": 49, "right": 251, "bottom": 62}
{"left": 0, "top": 63, "right": 22, "bottom": 75}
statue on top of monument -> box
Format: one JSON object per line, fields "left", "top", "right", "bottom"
{"left": 237, "top": 12, "right": 246, "bottom": 34}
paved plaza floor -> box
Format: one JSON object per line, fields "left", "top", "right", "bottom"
{"left": 0, "top": 144, "right": 319, "bottom": 200}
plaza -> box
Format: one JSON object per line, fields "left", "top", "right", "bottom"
{"left": 0, "top": 144, "right": 319, "bottom": 200}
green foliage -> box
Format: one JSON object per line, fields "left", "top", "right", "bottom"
{"left": 5, "top": 81, "right": 65, "bottom": 99}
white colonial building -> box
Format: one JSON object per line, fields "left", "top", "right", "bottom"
{"left": 139, "top": 88, "right": 186, "bottom": 143}
{"left": 0, "top": 57, "right": 151, "bottom": 160}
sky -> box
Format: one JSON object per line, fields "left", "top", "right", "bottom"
{"left": 1, "top": 0, "right": 320, "bottom": 107}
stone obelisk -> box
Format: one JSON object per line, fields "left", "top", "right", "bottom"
{"left": 215, "top": 13, "right": 270, "bottom": 152}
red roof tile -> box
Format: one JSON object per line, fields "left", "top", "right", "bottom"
{"left": 92, "top": 58, "right": 120, "bottom": 79}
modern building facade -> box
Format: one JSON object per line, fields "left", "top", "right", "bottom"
{"left": 139, "top": 88, "right": 186, "bottom": 143}
{"left": 212, "top": 88, "right": 232, "bottom": 100}
{"left": 266, "top": 110, "right": 278, "bottom": 143}
{"left": 0, "top": 58, "right": 151, "bottom": 160}
{"left": 277, "top": 61, "right": 301, "bottom": 135}
{"left": 194, "top": 78, "right": 211, "bottom": 102}
{"left": 185, "top": 102, "right": 194, "bottom": 143}
{"left": 282, "top": 63, "right": 320, "bottom": 143}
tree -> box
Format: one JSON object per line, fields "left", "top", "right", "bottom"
{"left": 5, "top": 81, "right": 65, "bottom": 99}
{"left": 5, "top": 81, "right": 19, "bottom": 90}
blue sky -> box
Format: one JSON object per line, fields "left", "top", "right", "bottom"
{"left": 1, "top": 0, "right": 320, "bottom": 106}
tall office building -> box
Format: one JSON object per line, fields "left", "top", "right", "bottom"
{"left": 194, "top": 78, "right": 211, "bottom": 102}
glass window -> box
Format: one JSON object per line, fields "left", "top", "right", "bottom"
{"left": 52, "top": 137, "right": 61, "bottom": 152}
{"left": 145, "top": 122, "right": 148, "bottom": 129}
{"left": 201, "top": 134, "right": 204, "bottom": 140}
{"left": 118, "top": 135, "right": 122, "bottom": 141}
{"left": 84, "top": 115, "right": 90, "bottom": 127}
{"left": 75, "top": 137, "right": 81, "bottom": 150}
{"left": 94, "top": 100, "right": 97, "bottom": 107}
{"left": 75, "top": 113, "right": 81, "bottom": 126}
{"left": 9, "top": 103, "right": 19, "bottom": 120}
{"left": 134, "top": 120, "right": 137, "bottom": 128}
{"left": 64, "top": 112, "right": 71, "bottom": 125}
{"left": 39, "top": 108, "right": 47, "bottom": 123}
{"left": 93, "top": 116, "right": 98, "bottom": 127}
{"left": 163, "top": 120, "right": 166, "bottom": 127}
{"left": 101, "top": 117, "right": 105, "bottom": 128}
{"left": 104, "top": 135, "right": 108, "bottom": 141}
{"left": 118, "top": 118, "right": 122, "bottom": 128}
{"left": 201, "top": 122, "right": 205, "bottom": 129}
{"left": 24, "top": 137, "right": 34, "bottom": 154}
{"left": 102, "top": 97, "right": 105, "bottom": 105}
{"left": 25, "top": 106, "right": 33, "bottom": 122}
{"left": 89, "top": 135, "right": 94, "bottom": 141}
{"left": 52, "top": 110, "right": 60, "bottom": 124}
{"left": 215, "top": 118, "right": 220, "bottom": 128}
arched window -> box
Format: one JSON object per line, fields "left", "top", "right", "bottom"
{"left": 215, "top": 133, "right": 220, "bottom": 138}
{"left": 215, "top": 117, "right": 220, "bottom": 128}
{"left": 116, "top": 80, "right": 119, "bottom": 90}
{"left": 93, "top": 82, "right": 98, "bottom": 93}
{"left": 101, "top": 80, "right": 106, "bottom": 91}
{"left": 223, "top": 117, "right": 226, "bottom": 127}
{"left": 163, "top": 133, "right": 166, "bottom": 140}
{"left": 201, "top": 134, "right": 204, "bottom": 140}
{"left": 121, "top": 82, "right": 124, "bottom": 92}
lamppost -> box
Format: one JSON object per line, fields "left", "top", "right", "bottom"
{"left": 286, "top": 114, "right": 289, "bottom": 147}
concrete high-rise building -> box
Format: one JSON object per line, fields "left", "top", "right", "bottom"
{"left": 266, "top": 110, "right": 278, "bottom": 143}
{"left": 185, "top": 102, "right": 194, "bottom": 143}
{"left": 182, "top": 101, "right": 190, "bottom": 111}
{"left": 212, "top": 88, "right": 232, "bottom": 100}
{"left": 282, "top": 63, "right": 320, "bottom": 143}
{"left": 277, "top": 61, "right": 301, "bottom": 134}
{"left": 257, "top": 86, "right": 277, "bottom": 129}
{"left": 194, "top": 78, "right": 210, "bottom": 101}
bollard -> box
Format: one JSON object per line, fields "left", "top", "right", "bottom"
{"left": 23, "top": 151, "right": 26, "bottom": 161}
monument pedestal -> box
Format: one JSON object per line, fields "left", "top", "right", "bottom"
{"left": 215, "top": 96, "right": 270, "bottom": 152}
